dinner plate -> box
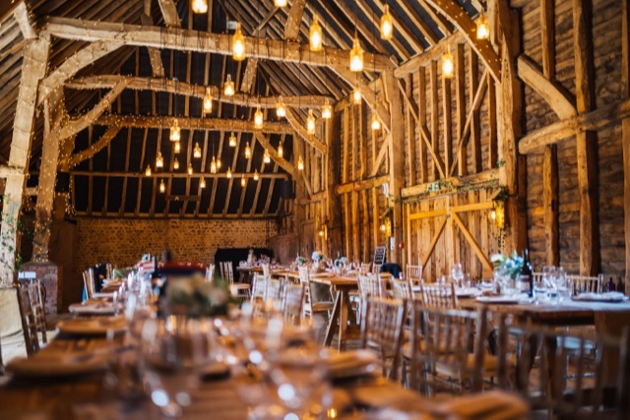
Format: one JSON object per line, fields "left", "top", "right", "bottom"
{"left": 476, "top": 296, "right": 524, "bottom": 304}
{"left": 326, "top": 349, "right": 379, "bottom": 379}
{"left": 68, "top": 302, "right": 119, "bottom": 315}
{"left": 572, "top": 292, "right": 628, "bottom": 303}
{"left": 6, "top": 353, "right": 108, "bottom": 378}
{"left": 57, "top": 316, "right": 127, "bottom": 335}
{"left": 456, "top": 288, "right": 482, "bottom": 298}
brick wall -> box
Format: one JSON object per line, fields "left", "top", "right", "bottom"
{"left": 76, "top": 218, "right": 278, "bottom": 270}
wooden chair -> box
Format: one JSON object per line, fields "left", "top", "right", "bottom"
{"left": 390, "top": 276, "right": 415, "bottom": 300}
{"left": 223, "top": 261, "right": 250, "bottom": 303}
{"left": 282, "top": 283, "right": 305, "bottom": 326}
{"left": 357, "top": 274, "right": 385, "bottom": 300}
{"left": 418, "top": 282, "right": 457, "bottom": 309}
{"left": 372, "top": 264, "right": 383, "bottom": 275}
{"left": 17, "top": 282, "right": 45, "bottom": 356}
{"left": 265, "top": 278, "right": 284, "bottom": 306}
{"left": 568, "top": 274, "right": 603, "bottom": 295}
{"left": 298, "top": 266, "right": 334, "bottom": 319}
{"left": 205, "top": 264, "right": 215, "bottom": 282}
{"left": 83, "top": 268, "right": 113, "bottom": 300}
{"left": 360, "top": 262, "right": 372, "bottom": 274}
{"left": 406, "top": 264, "right": 423, "bottom": 284}
{"left": 250, "top": 274, "right": 268, "bottom": 316}
{"left": 360, "top": 297, "right": 407, "bottom": 381}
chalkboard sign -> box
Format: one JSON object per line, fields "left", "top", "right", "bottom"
{"left": 373, "top": 246, "right": 387, "bottom": 265}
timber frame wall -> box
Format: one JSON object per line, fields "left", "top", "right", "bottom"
{"left": 1, "top": 0, "right": 630, "bottom": 295}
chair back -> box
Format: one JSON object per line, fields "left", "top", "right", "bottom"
{"left": 262, "top": 263, "right": 270, "bottom": 277}
{"left": 205, "top": 264, "right": 215, "bottom": 282}
{"left": 360, "top": 262, "right": 372, "bottom": 274}
{"left": 390, "top": 277, "right": 414, "bottom": 300}
{"left": 419, "top": 281, "right": 457, "bottom": 309}
{"left": 568, "top": 274, "right": 602, "bottom": 294}
{"left": 372, "top": 264, "right": 383, "bottom": 275}
{"left": 357, "top": 274, "right": 384, "bottom": 301}
{"left": 282, "top": 284, "right": 305, "bottom": 326}
{"left": 266, "top": 278, "right": 284, "bottom": 303}
{"left": 219, "top": 262, "right": 226, "bottom": 279}
{"left": 360, "top": 297, "right": 407, "bottom": 380}
{"left": 225, "top": 262, "right": 234, "bottom": 283}
{"left": 17, "top": 282, "right": 44, "bottom": 356}
{"left": 82, "top": 268, "right": 95, "bottom": 300}
{"left": 406, "top": 264, "right": 423, "bottom": 283}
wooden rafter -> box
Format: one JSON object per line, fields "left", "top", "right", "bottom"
{"left": 252, "top": 132, "right": 296, "bottom": 177}
{"left": 44, "top": 17, "right": 395, "bottom": 72}
{"left": 157, "top": 0, "right": 181, "bottom": 28}
{"left": 71, "top": 171, "right": 288, "bottom": 179}
{"left": 13, "top": 2, "right": 36, "bottom": 40}
{"left": 140, "top": 13, "right": 166, "bottom": 77}
{"left": 68, "top": 126, "right": 122, "bottom": 167}
{"left": 284, "top": 0, "right": 306, "bottom": 40}
{"left": 285, "top": 110, "right": 327, "bottom": 154}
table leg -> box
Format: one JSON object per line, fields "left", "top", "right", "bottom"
{"left": 324, "top": 291, "right": 342, "bottom": 347}
{"left": 337, "top": 291, "right": 348, "bottom": 352}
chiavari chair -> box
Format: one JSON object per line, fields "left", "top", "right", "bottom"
{"left": 418, "top": 281, "right": 458, "bottom": 309}
{"left": 223, "top": 261, "right": 250, "bottom": 304}
{"left": 360, "top": 262, "right": 372, "bottom": 274}
{"left": 298, "top": 266, "right": 333, "bottom": 319}
{"left": 360, "top": 297, "right": 407, "bottom": 381}
{"left": 205, "top": 264, "right": 215, "bottom": 282}
{"left": 282, "top": 283, "right": 305, "bottom": 326}
{"left": 17, "top": 282, "right": 44, "bottom": 356}
{"left": 390, "top": 277, "right": 415, "bottom": 301}
{"left": 568, "top": 274, "right": 603, "bottom": 295}
{"left": 406, "top": 264, "right": 423, "bottom": 284}
{"left": 372, "top": 264, "right": 383, "bottom": 275}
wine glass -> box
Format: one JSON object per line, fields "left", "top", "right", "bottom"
{"left": 451, "top": 263, "right": 464, "bottom": 287}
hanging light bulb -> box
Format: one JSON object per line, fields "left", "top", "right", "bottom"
{"left": 254, "top": 105, "right": 264, "bottom": 129}
{"left": 276, "top": 100, "right": 286, "bottom": 118}
{"left": 263, "top": 149, "right": 271, "bottom": 164}
{"left": 353, "top": 86, "right": 362, "bottom": 104}
{"left": 174, "top": 141, "right": 181, "bottom": 154}
{"left": 156, "top": 152, "right": 164, "bottom": 168}
{"left": 229, "top": 132, "right": 237, "bottom": 147}
{"left": 202, "top": 87, "right": 213, "bottom": 114}
{"left": 309, "top": 15, "right": 323, "bottom": 52}
{"left": 253, "top": 170, "right": 259, "bottom": 181}
{"left": 371, "top": 113, "right": 381, "bottom": 131}
{"left": 350, "top": 35, "right": 364, "bottom": 72}
{"left": 188, "top": 163, "right": 193, "bottom": 175}
{"left": 442, "top": 47, "right": 454, "bottom": 78}
{"left": 232, "top": 22, "right": 246, "bottom": 61}
{"left": 145, "top": 165, "right": 152, "bottom": 177}
{"left": 227, "top": 167, "right": 232, "bottom": 178}
{"left": 191, "top": 0, "right": 208, "bottom": 14}
{"left": 173, "top": 158, "right": 180, "bottom": 170}
{"left": 277, "top": 143, "right": 284, "bottom": 157}
{"left": 216, "top": 157, "right": 222, "bottom": 169}
{"left": 193, "top": 142, "right": 202, "bottom": 158}
{"left": 476, "top": 13, "right": 489, "bottom": 40}
{"left": 297, "top": 155, "right": 304, "bottom": 171}
{"left": 210, "top": 156, "right": 217, "bottom": 173}
{"left": 245, "top": 142, "right": 251, "bottom": 158}
{"left": 241, "top": 177, "right": 246, "bottom": 187}
{"left": 159, "top": 179, "right": 166, "bottom": 193}
{"left": 170, "top": 119, "right": 181, "bottom": 141}
{"left": 224, "top": 74, "right": 235, "bottom": 96}
{"left": 322, "top": 99, "right": 332, "bottom": 119}
{"left": 381, "top": 5, "right": 394, "bottom": 40}
{"left": 200, "top": 177, "right": 206, "bottom": 188}
{"left": 307, "top": 109, "right": 316, "bottom": 135}
{"left": 274, "top": 0, "right": 287, "bottom": 7}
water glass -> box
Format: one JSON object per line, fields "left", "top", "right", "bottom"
{"left": 451, "top": 263, "right": 464, "bottom": 287}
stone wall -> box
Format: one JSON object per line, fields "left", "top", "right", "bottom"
{"left": 76, "top": 218, "right": 278, "bottom": 271}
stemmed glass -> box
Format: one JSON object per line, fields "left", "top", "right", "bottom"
{"left": 451, "top": 263, "right": 464, "bottom": 287}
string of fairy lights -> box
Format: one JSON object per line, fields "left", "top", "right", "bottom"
{"left": 151, "top": 0, "right": 491, "bottom": 193}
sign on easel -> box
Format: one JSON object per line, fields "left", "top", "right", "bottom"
{"left": 373, "top": 246, "right": 387, "bottom": 265}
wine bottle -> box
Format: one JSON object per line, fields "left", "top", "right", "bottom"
{"left": 617, "top": 277, "right": 625, "bottom": 295}
{"left": 518, "top": 250, "right": 533, "bottom": 298}
{"left": 607, "top": 276, "right": 616, "bottom": 292}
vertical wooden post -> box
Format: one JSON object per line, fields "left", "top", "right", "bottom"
{"left": 621, "top": 0, "right": 630, "bottom": 293}
{"left": 384, "top": 72, "right": 405, "bottom": 265}
{"left": 430, "top": 62, "right": 440, "bottom": 181}
{"left": 417, "top": 67, "right": 428, "bottom": 183}
{"left": 294, "top": 137, "right": 306, "bottom": 256}
{"left": 0, "top": 36, "right": 50, "bottom": 286}
{"left": 326, "top": 111, "right": 343, "bottom": 259}
{"left": 573, "top": 0, "right": 599, "bottom": 276}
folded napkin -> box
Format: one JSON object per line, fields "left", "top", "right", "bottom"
{"left": 573, "top": 291, "right": 626, "bottom": 302}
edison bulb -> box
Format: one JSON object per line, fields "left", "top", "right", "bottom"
{"left": 170, "top": 120, "right": 180, "bottom": 142}
{"left": 297, "top": 156, "right": 304, "bottom": 171}
{"left": 241, "top": 177, "right": 246, "bottom": 187}
{"left": 442, "top": 49, "right": 454, "bottom": 78}
{"left": 263, "top": 150, "right": 271, "bottom": 164}
{"left": 276, "top": 102, "right": 286, "bottom": 118}
{"left": 145, "top": 165, "right": 152, "bottom": 177}
{"left": 254, "top": 106, "right": 264, "bottom": 129}
{"left": 188, "top": 163, "right": 193, "bottom": 175}
{"left": 352, "top": 86, "right": 362, "bottom": 104}
{"left": 227, "top": 168, "right": 232, "bottom": 178}
{"left": 229, "top": 132, "right": 237, "bottom": 147}
{"left": 173, "top": 158, "right": 180, "bottom": 170}
{"left": 156, "top": 152, "right": 164, "bottom": 168}
{"left": 200, "top": 178, "right": 206, "bottom": 188}
{"left": 349, "top": 36, "right": 364, "bottom": 72}
{"left": 202, "top": 88, "right": 213, "bottom": 114}
{"left": 216, "top": 158, "right": 221, "bottom": 169}
{"left": 371, "top": 114, "right": 381, "bottom": 131}
{"left": 174, "top": 141, "right": 181, "bottom": 154}
{"left": 159, "top": 179, "right": 166, "bottom": 193}
{"left": 274, "top": 0, "right": 287, "bottom": 6}
{"left": 233, "top": 23, "right": 246, "bottom": 61}
{"left": 309, "top": 15, "right": 323, "bottom": 52}
{"left": 253, "top": 170, "right": 259, "bottom": 181}
{"left": 210, "top": 157, "right": 217, "bottom": 174}
{"left": 477, "top": 13, "right": 489, "bottom": 40}
{"left": 307, "top": 109, "right": 316, "bottom": 135}
{"left": 191, "top": 0, "right": 208, "bottom": 14}
{"left": 224, "top": 74, "right": 235, "bottom": 96}
{"left": 245, "top": 142, "right": 251, "bottom": 159}
{"left": 381, "top": 5, "right": 394, "bottom": 40}
{"left": 322, "top": 101, "right": 332, "bottom": 119}
{"left": 277, "top": 143, "right": 283, "bottom": 157}
{"left": 193, "top": 142, "right": 202, "bottom": 158}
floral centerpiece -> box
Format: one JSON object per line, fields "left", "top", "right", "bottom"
{"left": 334, "top": 257, "right": 348, "bottom": 268}
{"left": 164, "top": 273, "right": 234, "bottom": 317}
{"left": 491, "top": 251, "right": 523, "bottom": 280}
{"left": 311, "top": 251, "right": 325, "bottom": 262}
{"left": 295, "top": 255, "right": 307, "bottom": 266}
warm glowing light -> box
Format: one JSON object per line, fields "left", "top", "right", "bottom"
{"left": 216, "top": 158, "right": 221, "bottom": 169}
{"left": 200, "top": 178, "right": 206, "bottom": 188}
{"left": 491, "top": 210, "right": 496, "bottom": 220}
{"left": 322, "top": 100, "right": 332, "bottom": 119}
{"left": 352, "top": 86, "right": 362, "bottom": 104}
{"left": 254, "top": 106, "right": 264, "bottom": 129}
{"left": 245, "top": 142, "right": 251, "bottom": 159}
{"left": 170, "top": 119, "right": 181, "bottom": 141}
{"left": 145, "top": 165, "right": 152, "bottom": 176}
{"left": 174, "top": 141, "right": 181, "bottom": 154}
{"left": 297, "top": 156, "right": 304, "bottom": 171}
{"left": 159, "top": 179, "right": 166, "bottom": 193}
{"left": 191, "top": 0, "right": 208, "bottom": 14}
{"left": 210, "top": 156, "right": 217, "bottom": 173}
{"left": 371, "top": 113, "right": 381, "bottom": 131}
{"left": 277, "top": 143, "right": 283, "bottom": 157}
{"left": 381, "top": 5, "right": 394, "bottom": 40}
{"left": 442, "top": 48, "right": 454, "bottom": 78}
{"left": 274, "top": 0, "right": 287, "bottom": 6}
{"left": 227, "top": 168, "right": 232, "bottom": 178}
{"left": 309, "top": 15, "right": 323, "bottom": 52}
{"left": 476, "top": 13, "right": 490, "bottom": 40}
{"left": 241, "top": 177, "right": 246, "bottom": 187}
{"left": 229, "top": 132, "right": 237, "bottom": 147}
{"left": 224, "top": 75, "right": 235, "bottom": 96}
{"left": 350, "top": 35, "right": 364, "bottom": 72}
{"left": 307, "top": 109, "right": 316, "bottom": 135}
{"left": 253, "top": 170, "right": 259, "bottom": 181}
{"left": 193, "top": 142, "right": 202, "bottom": 158}
{"left": 156, "top": 152, "right": 164, "bottom": 168}
{"left": 276, "top": 101, "right": 286, "bottom": 118}
{"left": 263, "top": 150, "right": 271, "bottom": 164}
{"left": 319, "top": 230, "right": 324, "bottom": 237}
{"left": 188, "top": 163, "right": 193, "bottom": 175}
{"left": 233, "top": 23, "right": 246, "bottom": 61}
{"left": 203, "top": 87, "right": 213, "bottom": 114}
{"left": 173, "top": 158, "right": 180, "bottom": 170}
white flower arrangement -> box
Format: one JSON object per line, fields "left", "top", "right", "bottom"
{"left": 491, "top": 251, "right": 524, "bottom": 280}
{"left": 165, "top": 273, "right": 233, "bottom": 317}
{"left": 295, "top": 255, "right": 307, "bottom": 266}
{"left": 311, "top": 251, "right": 325, "bottom": 262}
{"left": 334, "top": 257, "right": 348, "bottom": 267}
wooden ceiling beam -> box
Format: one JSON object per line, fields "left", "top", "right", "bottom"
{"left": 13, "top": 2, "right": 37, "bottom": 40}
{"left": 94, "top": 114, "right": 294, "bottom": 134}
{"left": 66, "top": 75, "right": 334, "bottom": 107}
{"left": 252, "top": 131, "right": 295, "bottom": 177}
{"left": 285, "top": 109, "right": 327, "bottom": 154}
{"left": 44, "top": 17, "right": 395, "bottom": 72}
{"left": 284, "top": 0, "right": 306, "bottom": 40}
{"left": 71, "top": 171, "right": 289, "bottom": 179}
{"left": 140, "top": 13, "right": 166, "bottom": 77}
{"left": 157, "top": 0, "right": 181, "bottom": 28}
